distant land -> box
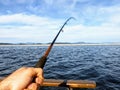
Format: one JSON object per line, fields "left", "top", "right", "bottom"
{"left": 0, "top": 43, "right": 42, "bottom": 45}
{"left": 0, "top": 42, "right": 120, "bottom": 46}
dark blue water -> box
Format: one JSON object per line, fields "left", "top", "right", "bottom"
{"left": 0, "top": 45, "right": 120, "bottom": 90}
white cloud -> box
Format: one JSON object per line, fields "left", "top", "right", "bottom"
{"left": 0, "top": 11, "right": 120, "bottom": 43}
{"left": 0, "top": 0, "right": 120, "bottom": 43}
{"left": 0, "top": 14, "right": 68, "bottom": 43}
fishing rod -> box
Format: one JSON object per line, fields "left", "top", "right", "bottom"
{"left": 35, "top": 17, "right": 75, "bottom": 68}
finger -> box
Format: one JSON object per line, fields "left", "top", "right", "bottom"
{"left": 34, "top": 68, "right": 43, "bottom": 77}
{"left": 33, "top": 68, "right": 44, "bottom": 84}
{"left": 23, "top": 68, "right": 44, "bottom": 85}
{"left": 36, "top": 76, "right": 44, "bottom": 84}
{"left": 27, "top": 83, "right": 39, "bottom": 90}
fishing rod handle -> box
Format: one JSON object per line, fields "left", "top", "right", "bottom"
{"left": 33, "top": 56, "right": 47, "bottom": 84}
{"left": 34, "top": 56, "right": 47, "bottom": 68}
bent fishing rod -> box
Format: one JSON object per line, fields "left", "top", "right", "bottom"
{"left": 35, "top": 17, "right": 75, "bottom": 68}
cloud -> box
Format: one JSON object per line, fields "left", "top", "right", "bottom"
{"left": 0, "top": 0, "right": 119, "bottom": 19}
{"left": 0, "top": 13, "right": 69, "bottom": 43}
{"left": 0, "top": 8, "right": 120, "bottom": 43}
{"left": 0, "top": 0, "right": 120, "bottom": 43}
{"left": 0, "top": 13, "right": 63, "bottom": 27}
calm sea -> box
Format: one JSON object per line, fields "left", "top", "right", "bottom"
{"left": 0, "top": 45, "right": 120, "bottom": 90}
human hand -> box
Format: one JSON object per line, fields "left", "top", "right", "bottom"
{"left": 0, "top": 67, "right": 44, "bottom": 90}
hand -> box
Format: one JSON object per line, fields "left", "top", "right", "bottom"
{"left": 0, "top": 67, "right": 44, "bottom": 90}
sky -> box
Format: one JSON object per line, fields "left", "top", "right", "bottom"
{"left": 0, "top": 0, "right": 120, "bottom": 43}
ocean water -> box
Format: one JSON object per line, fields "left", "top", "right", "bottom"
{"left": 0, "top": 45, "right": 120, "bottom": 90}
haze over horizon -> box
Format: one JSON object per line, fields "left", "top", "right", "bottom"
{"left": 0, "top": 0, "right": 120, "bottom": 43}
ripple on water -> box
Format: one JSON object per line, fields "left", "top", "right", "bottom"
{"left": 0, "top": 45, "right": 120, "bottom": 90}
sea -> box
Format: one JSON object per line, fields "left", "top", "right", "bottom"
{"left": 0, "top": 45, "right": 120, "bottom": 90}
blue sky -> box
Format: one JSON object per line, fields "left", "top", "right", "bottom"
{"left": 0, "top": 0, "right": 120, "bottom": 43}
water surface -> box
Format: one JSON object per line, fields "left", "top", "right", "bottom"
{"left": 0, "top": 45, "right": 120, "bottom": 90}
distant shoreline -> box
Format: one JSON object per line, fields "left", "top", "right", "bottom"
{"left": 0, "top": 43, "right": 120, "bottom": 46}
